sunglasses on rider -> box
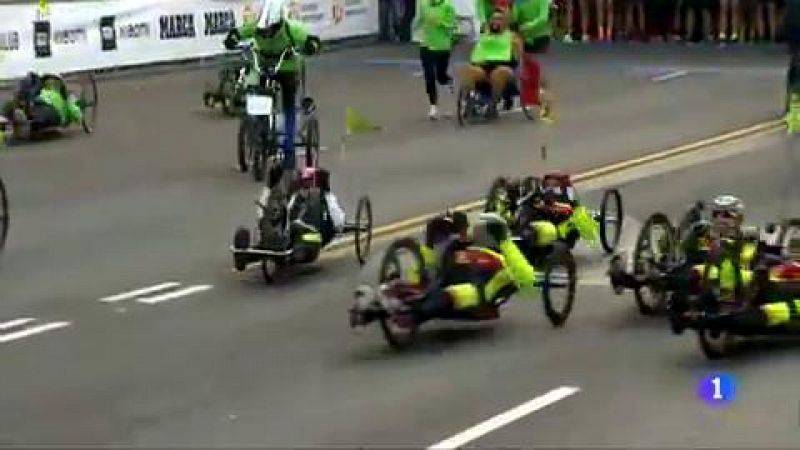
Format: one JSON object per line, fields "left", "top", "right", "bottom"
{"left": 712, "top": 210, "right": 738, "bottom": 220}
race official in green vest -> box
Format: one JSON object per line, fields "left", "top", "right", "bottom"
{"left": 460, "top": 9, "right": 522, "bottom": 117}
{"left": 412, "top": 0, "right": 457, "bottom": 120}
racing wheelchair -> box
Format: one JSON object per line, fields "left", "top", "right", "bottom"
{"left": 0, "top": 173, "right": 7, "bottom": 252}
{"left": 203, "top": 47, "right": 249, "bottom": 116}
{"left": 484, "top": 173, "right": 624, "bottom": 254}
{"left": 235, "top": 45, "right": 320, "bottom": 183}
{"left": 0, "top": 72, "right": 97, "bottom": 143}
{"left": 348, "top": 214, "right": 578, "bottom": 350}
{"left": 230, "top": 167, "right": 372, "bottom": 284}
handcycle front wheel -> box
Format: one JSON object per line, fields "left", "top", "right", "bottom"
{"left": 77, "top": 72, "right": 98, "bottom": 134}
{"left": 354, "top": 196, "right": 373, "bottom": 266}
{"left": 540, "top": 244, "right": 577, "bottom": 327}
{"left": 303, "top": 115, "right": 320, "bottom": 169}
{"left": 237, "top": 118, "right": 249, "bottom": 173}
{"left": 377, "top": 237, "right": 426, "bottom": 349}
{"left": 633, "top": 212, "right": 676, "bottom": 315}
{"left": 0, "top": 176, "right": 8, "bottom": 252}
{"left": 599, "top": 188, "right": 623, "bottom": 254}
{"left": 456, "top": 86, "right": 475, "bottom": 127}
{"left": 697, "top": 328, "right": 736, "bottom": 360}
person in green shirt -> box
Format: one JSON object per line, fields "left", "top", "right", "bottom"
{"left": 412, "top": 0, "right": 457, "bottom": 119}
{"left": 461, "top": 9, "right": 522, "bottom": 117}
{"left": 223, "top": 0, "right": 320, "bottom": 173}
{"left": 1, "top": 72, "right": 82, "bottom": 141}
{"left": 511, "top": 0, "right": 556, "bottom": 121}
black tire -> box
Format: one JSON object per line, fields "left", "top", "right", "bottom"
{"left": 0, "top": 176, "right": 8, "bottom": 252}
{"left": 203, "top": 91, "right": 216, "bottom": 108}
{"left": 304, "top": 117, "right": 320, "bottom": 169}
{"left": 697, "top": 329, "right": 735, "bottom": 360}
{"left": 456, "top": 87, "right": 472, "bottom": 127}
{"left": 541, "top": 245, "right": 577, "bottom": 327}
{"left": 237, "top": 118, "right": 249, "bottom": 173}
{"left": 354, "top": 196, "right": 373, "bottom": 266}
{"left": 633, "top": 212, "right": 676, "bottom": 315}
{"left": 233, "top": 227, "right": 250, "bottom": 271}
{"left": 484, "top": 176, "right": 510, "bottom": 214}
{"left": 599, "top": 188, "right": 623, "bottom": 254}
{"left": 261, "top": 258, "right": 277, "bottom": 284}
{"left": 251, "top": 118, "right": 266, "bottom": 183}
{"left": 79, "top": 72, "right": 98, "bottom": 134}
{"left": 377, "top": 237, "right": 426, "bottom": 349}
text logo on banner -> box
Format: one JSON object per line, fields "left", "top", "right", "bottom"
{"left": 299, "top": 0, "right": 325, "bottom": 24}
{"left": 0, "top": 31, "right": 20, "bottom": 51}
{"left": 54, "top": 27, "right": 87, "bottom": 46}
{"left": 204, "top": 10, "right": 236, "bottom": 35}
{"left": 33, "top": 21, "right": 51, "bottom": 58}
{"left": 119, "top": 22, "right": 151, "bottom": 40}
{"left": 100, "top": 16, "right": 117, "bottom": 51}
{"left": 159, "top": 14, "right": 196, "bottom": 40}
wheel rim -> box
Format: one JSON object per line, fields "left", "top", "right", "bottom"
{"left": 634, "top": 215, "right": 674, "bottom": 311}
{"left": 600, "top": 189, "right": 623, "bottom": 253}
{"left": 545, "top": 263, "right": 572, "bottom": 313}
{"left": 79, "top": 72, "right": 98, "bottom": 133}
{"left": 355, "top": 197, "right": 373, "bottom": 265}
{"left": 699, "top": 329, "right": 733, "bottom": 357}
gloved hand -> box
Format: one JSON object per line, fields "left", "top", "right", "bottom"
{"left": 480, "top": 212, "right": 510, "bottom": 243}
{"left": 224, "top": 29, "right": 240, "bottom": 50}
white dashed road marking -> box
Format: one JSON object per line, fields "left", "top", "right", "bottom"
{"left": 0, "top": 318, "right": 71, "bottom": 344}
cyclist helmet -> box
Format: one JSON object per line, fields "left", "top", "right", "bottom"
{"left": 710, "top": 194, "right": 744, "bottom": 238}
{"left": 256, "top": 0, "right": 287, "bottom": 36}
{"left": 425, "top": 211, "right": 468, "bottom": 247}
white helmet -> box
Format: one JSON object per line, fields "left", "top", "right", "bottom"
{"left": 256, "top": 0, "right": 288, "bottom": 29}
{"left": 710, "top": 194, "right": 744, "bottom": 237}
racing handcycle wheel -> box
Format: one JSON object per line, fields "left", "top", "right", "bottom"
{"left": 599, "top": 188, "right": 623, "bottom": 254}
{"left": 220, "top": 67, "right": 239, "bottom": 116}
{"left": 697, "top": 328, "right": 736, "bottom": 360}
{"left": 456, "top": 86, "right": 475, "bottom": 127}
{"left": 541, "top": 243, "right": 577, "bottom": 327}
{"left": 303, "top": 115, "right": 320, "bottom": 169}
{"left": 354, "top": 196, "right": 373, "bottom": 266}
{"left": 0, "top": 176, "right": 8, "bottom": 252}
{"left": 377, "top": 237, "right": 426, "bottom": 349}
{"left": 237, "top": 117, "right": 250, "bottom": 173}
{"left": 633, "top": 212, "right": 677, "bottom": 315}
{"left": 77, "top": 72, "right": 98, "bottom": 134}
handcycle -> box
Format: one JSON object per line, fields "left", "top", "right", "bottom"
{"left": 203, "top": 44, "right": 250, "bottom": 116}
{"left": 230, "top": 167, "right": 372, "bottom": 283}
{"left": 235, "top": 45, "right": 320, "bottom": 183}
{"left": 348, "top": 216, "right": 577, "bottom": 350}
{"left": 456, "top": 70, "right": 537, "bottom": 126}
{"left": 0, "top": 72, "right": 97, "bottom": 143}
{"left": 484, "top": 173, "right": 624, "bottom": 254}
{"left": 668, "top": 229, "right": 800, "bottom": 359}
{"left": 0, "top": 173, "right": 7, "bottom": 252}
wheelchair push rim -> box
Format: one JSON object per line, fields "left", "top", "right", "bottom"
{"left": 599, "top": 188, "right": 623, "bottom": 254}
{"left": 632, "top": 212, "right": 676, "bottom": 315}
{"left": 354, "top": 196, "right": 373, "bottom": 265}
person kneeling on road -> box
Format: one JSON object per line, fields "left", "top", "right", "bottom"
{"left": 354, "top": 212, "right": 541, "bottom": 330}
{"left": 1, "top": 72, "right": 82, "bottom": 140}
{"left": 461, "top": 9, "right": 523, "bottom": 117}
{"left": 223, "top": 0, "right": 321, "bottom": 182}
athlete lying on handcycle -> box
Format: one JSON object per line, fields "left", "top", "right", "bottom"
{"left": 460, "top": 9, "right": 524, "bottom": 116}
{"left": 352, "top": 212, "right": 540, "bottom": 331}
{"left": 1, "top": 72, "right": 83, "bottom": 140}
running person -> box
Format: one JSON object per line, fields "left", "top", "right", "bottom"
{"left": 412, "top": 0, "right": 457, "bottom": 119}
{"left": 511, "top": 0, "right": 556, "bottom": 121}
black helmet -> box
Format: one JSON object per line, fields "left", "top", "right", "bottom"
{"left": 425, "top": 211, "right": 467, "bottom": 247}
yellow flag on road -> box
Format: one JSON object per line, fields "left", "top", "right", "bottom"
{"left": 345, "top": 106, "right": 381, "bottom": 136}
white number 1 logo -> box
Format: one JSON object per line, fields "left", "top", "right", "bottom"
{"left": 711, "top": 376, "right": 723, "bottom": 400}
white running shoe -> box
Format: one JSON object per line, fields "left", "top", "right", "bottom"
{"left": 428, "top": 105, "right": 439, "bottom": 120}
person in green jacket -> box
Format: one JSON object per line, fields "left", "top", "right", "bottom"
{"left": 511, "top": 0, "right": 556, "bottom": 121}
{"left": 351, "top": 212, "right": 542, "bottom": 330}
{"left": 461, "top": 9, "right": 522, "bottom": 117}
{"left": 223, "top": 0, "right": 320, "bottom": 172}
{"left": 412, "top": 0, "right": 457, "bottom": 119}
{"left": 2, "top": 72, "right": 82, "bottom": 141}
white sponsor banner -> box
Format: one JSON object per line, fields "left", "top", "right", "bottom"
{"left": 0, "top": 0, "right": 378, "bottom": 80}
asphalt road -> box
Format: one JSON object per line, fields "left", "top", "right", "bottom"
{"left": 0, "top": 43, "right": 795, "bottom": 447}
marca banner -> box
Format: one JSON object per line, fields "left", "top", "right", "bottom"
{"left": 0, "top": 0, "right": 378, "bottom": 80}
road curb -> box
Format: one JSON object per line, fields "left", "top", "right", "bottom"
{"left": 325, "top": 118, "right": 784, "bottom": 253}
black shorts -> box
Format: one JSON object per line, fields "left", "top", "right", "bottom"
{"left": 524, "top": 36, "right": 550, "bottom": 54}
